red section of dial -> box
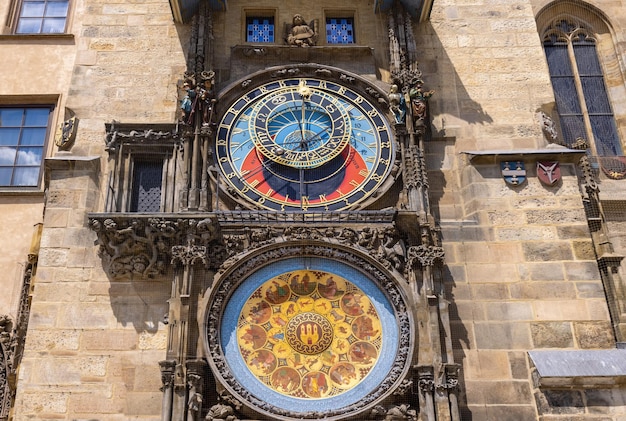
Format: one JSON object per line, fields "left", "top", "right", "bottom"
{"left": 239, "top": 145, "right": 368, "bottom": 205}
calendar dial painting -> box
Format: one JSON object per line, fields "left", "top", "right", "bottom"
{"left": 238, "top": 269, "right": 383, "bottom": 399}
{"left": 215, "top": 256, "right": 406, "bottom": 418}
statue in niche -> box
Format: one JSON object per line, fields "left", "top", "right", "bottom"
{"left": 180, "top": 78, "right": 196, "bottom": 123}
{"left": 180, "top": 70, "right": 216, "bottom": 129}
{"left": 388, "top": 84, "right": 406, "bottom": 124}
{"left": 287, "top": 14, "right": 317, "bottom": 47}
{"left": 409, "top": 79, "right": 434, "bottom": 128}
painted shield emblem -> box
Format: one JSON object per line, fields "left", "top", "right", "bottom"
{"left": 501, "top": 161, "right": 526, "bottom": 185}
{"left": 537, "top": 161, "right": 561, "bottom": 186}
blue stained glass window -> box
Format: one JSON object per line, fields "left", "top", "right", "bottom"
{"left": 326, "top": 18, "right": 354, "bottom": 44}
{"left": 16, "top": 0, "right": 69, "bottom": 34}
{"left": 246, "top": 17, "right": 274, "bottom": 43}
{"left": 0, "top": 107, "right": 51, "bottom": 187}
{"left": 543, "top": 20, "right": 622, "bottom": 156}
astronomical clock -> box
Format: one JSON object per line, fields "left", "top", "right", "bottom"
{"left": 86, "top": 4, "right": 454, "bottom": 421}
{"left": 214, "top": 76, "right": 394, "bottom": 211}
{"left": 196, "top": 63, "right": 443, "bottom": 421}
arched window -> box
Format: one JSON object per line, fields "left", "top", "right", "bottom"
{"left": 542, "top": 16, "right": 622, "bottom": 156}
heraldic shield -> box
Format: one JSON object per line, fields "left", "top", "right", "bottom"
{"left": 537, "top": 161, "right": 561, "bottom": 186}
{"left": 501, "top": 161, "right": 526, "bottom": 185}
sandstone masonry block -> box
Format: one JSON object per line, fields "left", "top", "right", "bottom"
{"left": 574, "top": 321, "right": 615, "bottom": 349}
{"left": 522, "top": 242, "right": 574, "bottom": 262}
{"left": 474, "top": 322, "right": 532, "bottom": 349}
{"left": 531, "top": 322, "right": 574, "bottom": 348}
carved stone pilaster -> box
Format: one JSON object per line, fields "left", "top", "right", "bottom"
{"left": 159, "top": 360, "right": 177, "bottom": 421}
{"left": 437, "top": 364, "right": 460, "bottom": 392}
{"left": 417, "top": 366, "right": 435, "bottom": 393}
{"left": 186, "top": 360, "right": 207, "bottom": 421}
{"left": 0, "top": 316, "right": 13, "bottom": 420}
{"left": 404, "top": 144, "right": 427, "bottom": 190}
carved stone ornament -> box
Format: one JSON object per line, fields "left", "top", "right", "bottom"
{"left": 286, "top": 14, "right": 317, "bottom": 47}
{"left": 88, "top": 216, "right": 224, "bottom": 279}
{"left": 407, "top": 244, "right": 445, "bottom": 268}
{"left": 104, "top": 122, "right": 181, "bottom": 152}
{"left": 54, "top": 115, "right": 78, "bottom": 151}
{"left": 205, "top": 245, "right": 412, "bottom": 420}
{"left": 0, "top": 315, "right": 14, "bottom": 419}
{"left": 404, "top": 145, "right": 427, "bottom": 190}
{"left": 219, "top": 224, "right": 406, "bottom": 274}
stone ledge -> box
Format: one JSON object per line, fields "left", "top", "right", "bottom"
{"left": 529, "top": 349, "right": 626, "bottom": 388}
{"left": 462, "top": 146, "right": 586, "bottom": 165}
{"left": 44, "top": 155, "right": 100, "bottom": 173}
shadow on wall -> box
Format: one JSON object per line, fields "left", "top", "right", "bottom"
{"left": 442, "top": 265, "right": 472, "bottom": 420}
{"left": 414, "top": 21, "right": 494, "bottom": 139}
{"left": 108, "top": 278, "right": 170, "bottom": 334}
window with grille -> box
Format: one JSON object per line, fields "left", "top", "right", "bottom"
{"left": 0, "top": 107, "right": 51, "bottom": 187}
{"left": 15, "top": 0, "right": 69, "bottom": 34}
{"left": 543, "top": 18, "right": 622, "bottom": 156}
{"left": 246, "top": 16, "right": 275, "bottom": 43}
{"left": 130, "top": 158, "right": 163, "bottom": 213}
{"left": 326, "top": 17, "right": 354, "bottom": 44}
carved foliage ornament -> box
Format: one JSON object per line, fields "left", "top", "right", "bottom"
{"left": 89, "top": 216, "right": 224, "bottom": 279}
{"left": 220, "top": 225, "right": 407, "bottom": 273}
{"left": 206, "top": 245, "right": 411, "bottom": 420}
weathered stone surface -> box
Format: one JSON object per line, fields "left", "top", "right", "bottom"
{"left": 467, "top": 404, "right": 538, "bottom": 421}
{"left": 522, "top": 243, "right": 574, "bottom": 262}
{"left": 565, "top": 262, "right": 602, "bottom": 281}
{"left": 573, "top": 240, "right": 597, "bottom": 260}
{"left": 531, "top": 322, "right": 574, "bottom": 348}
{"left": 510, "top": 281, "right": 577, "bottom": 300}
{"left": 465, "top": 380, "right": 533, "bottom": 405}
{"left": 535, "top": 390, "right": 585, "bottom": 415}
{"left": 518, "top": 262, "right": 565, "bottom": 281}
{"left": 574, "top": 322, "right": 615, "bottom": 349}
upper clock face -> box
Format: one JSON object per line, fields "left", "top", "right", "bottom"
{"left": 216, "top": 78, "right": 394, "bottom": 211}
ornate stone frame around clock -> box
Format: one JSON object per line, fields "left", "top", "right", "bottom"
{"left": 201, "top": 242, "right": 413, "bottom": 420}
{"left": 211, "top": 63, "right": 400, "bottom": 213}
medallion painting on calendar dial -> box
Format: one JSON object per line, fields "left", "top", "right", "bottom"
{"left": 216, "top": 78, "right": 395, "bottom": 211}
{"left": 218, "top": 257, "right": 402, "bottom": 416}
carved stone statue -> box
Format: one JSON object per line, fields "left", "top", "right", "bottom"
{"left": 206, "top": 403, "right": 238, "bottom": 421}
{"left": 389, "top": 84, "right": 406, "bottom": 124}
{"left": 287, "top": 14, "right": 316, "bottom": 47}
{"left": 409, "top": 79, "right": 434, "bottom": 127}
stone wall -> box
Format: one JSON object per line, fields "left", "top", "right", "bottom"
{"left": 9, "top": 0, "right": 184, "bottom": 418}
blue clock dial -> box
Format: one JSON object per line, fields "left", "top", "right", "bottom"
{"left": 216, "top": 78, "right": 395, "bottom": 211}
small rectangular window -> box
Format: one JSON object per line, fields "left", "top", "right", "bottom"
{"left": 326, "top": 17, "right": 354, "bottom": 44}
{"left": 15, "top": 0, "right": 69, "bottom": 34}
{"left": 0, "top": 106, "right": 51, "bottom": 187}
{"left": 246, "top": 16, "right": 275, "bottom": 43}
{"left": 130, "top": 158, "right": 164, "bottom": 212}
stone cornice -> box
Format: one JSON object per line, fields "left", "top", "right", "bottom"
{"left": 463, "top": 147, "right": 586, "bottom": 165}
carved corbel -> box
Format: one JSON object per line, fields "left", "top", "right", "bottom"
{"left": 89, "top": 216, "right": 223, "bottom": 279}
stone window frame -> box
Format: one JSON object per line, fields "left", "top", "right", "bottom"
{"left": 537, "top": 2, "right": 626, "bottom": 158}
{"left": 6, "top": 0, "right": 71, "bottom": 35}
{"left": 0, "top": 104, "right": 55, "bottom": 190}
{"left": 323, "top": 10, "right": 357, "bottom": 45}
{"left": 106, "top": 147, "right": 175, "bottom": 213}
{"left": 103, "top": 124, "right": 181, "bottom": 213}
{"left": 243, "top": 8, "right": 277, "bottom": 44}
